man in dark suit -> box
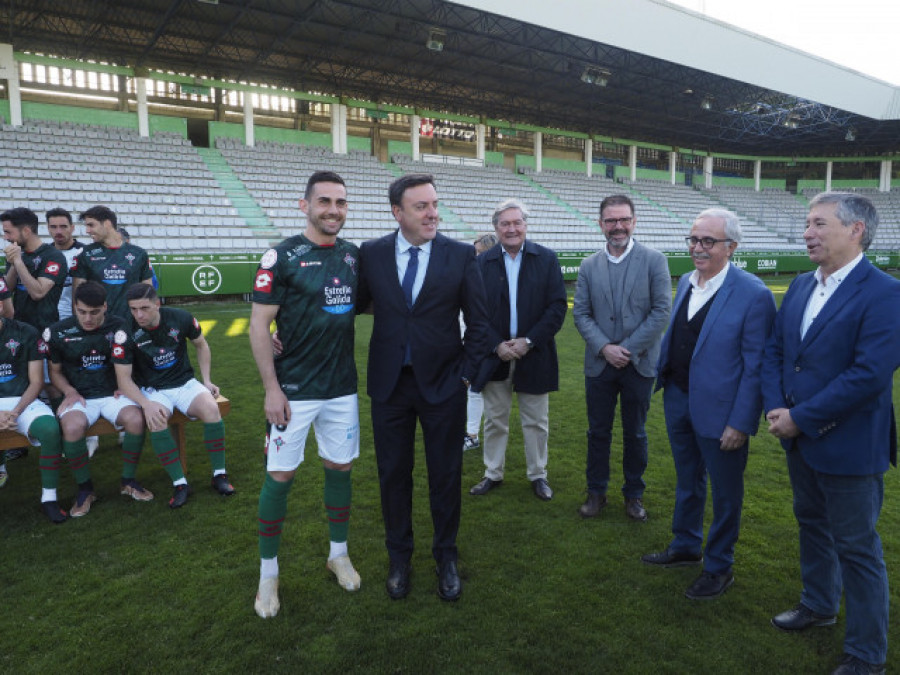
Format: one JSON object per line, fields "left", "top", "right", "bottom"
{"left": 763, "top": 192, "right": 900, "bottom": 675}
{"left": 642, "top": 209, "right": 775, "bottom": 599}
{"left": 468, "top": 199, "right": 566, "bottom": 501}
{"left": 358, "top": 173, "right": 488, "bottom": 602}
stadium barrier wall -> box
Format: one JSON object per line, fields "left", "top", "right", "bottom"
{"left": 140, "top": 251, "right": 898, "bottom": 298}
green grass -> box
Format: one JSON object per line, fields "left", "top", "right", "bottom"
{"left": 1, "top": 279, "right": 898, "bottom": 674}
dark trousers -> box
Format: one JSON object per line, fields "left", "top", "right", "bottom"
{"left": 371, "top": 368, "right": 465, "bottom": 565}
{"left": 585, "top": 364, "right": 654, "bottom": 498}
{"left": 664, "top": 385, "right": 748, "bottom": 575}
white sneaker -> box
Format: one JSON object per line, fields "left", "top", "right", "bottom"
{"left": 326, "top": 554, "right": 361, "bottom": 591}
{"left": 86, "top": 436, "right": 99, "bottom": 458}
{"left": 255, "top": 577, "right": 280, "bottom": 618}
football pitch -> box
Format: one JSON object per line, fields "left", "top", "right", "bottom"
{"left": 1, "top": 279, "right": 898, "bottom": 674}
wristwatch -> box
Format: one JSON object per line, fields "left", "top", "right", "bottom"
{"left": 524, "top": 337, "right": 533, "bottom": 350}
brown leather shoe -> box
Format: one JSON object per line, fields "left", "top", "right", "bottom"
{"left": 625, "top": 497, "right": 647, "bottom": 521}
{"left": 578, "top": 493, "right": 608, "bottom": 518}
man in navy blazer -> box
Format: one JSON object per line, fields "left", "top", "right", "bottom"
{"left": 642, "top": 209, "right": 775, "bottom": 600}
{"left": 468, "top": 199, "right": 567, "bottom": 501}
{"left": 357, "top": 174, "right": 488, "bottom": 602}
{"left": 763, "top": 192, "right": 900, "bottom": 674}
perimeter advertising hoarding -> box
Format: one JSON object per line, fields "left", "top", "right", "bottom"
{"left": 145, "top": 251, "right": 896, "bottom": 296}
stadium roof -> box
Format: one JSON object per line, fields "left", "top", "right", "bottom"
{"left": 6, "top": 0, "right": 900, "bottom": 155}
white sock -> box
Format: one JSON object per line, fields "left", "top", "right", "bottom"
{"left": 260, "top": 557, "right": 279, "bottom": 579}
{"left": 329, "top": 541, "right": 348, "bottom": 560}
{"left": 173, "top": 477, "right": 188, "bottom": 487}
{"left": 213, "top": 468, "right": 226, "bottom": 477}
{"left": 41, "top": 488, "right": 58, "bottom": 503}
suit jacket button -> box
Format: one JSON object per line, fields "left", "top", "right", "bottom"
{"left": 794, "top": 366, "right": 801, "bottom": 372}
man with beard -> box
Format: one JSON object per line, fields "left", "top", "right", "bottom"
{"left": 249, "top": 171, "right": 362, "bottom": 618}
{"left": 573, "top": 194, "right": 671, "bottom": 522}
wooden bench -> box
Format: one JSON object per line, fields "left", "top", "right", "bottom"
{"left": 0, "top": 396, "right": 231, "bottom": 473}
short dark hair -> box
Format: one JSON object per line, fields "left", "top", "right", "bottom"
{"left": 1, "top": 207, "right": 40, "bottom": 234}
{"left": 73, "top": 280, "right": 107, "bottom": 308}
{"left": 599, "top": 194, "right": 635, "bottom": 218}
{"left": 79, "top": 205, "right": 117, "bottom": 228}
{"left": 126, "top": 282, "right": 157, "bottom": 302}
{"left": 46, "top": 207, "right": 73, "bottom": 225}
{"left": 389, "top": 174, "right": 435, "bottom": 207}
{"left": 304, "top": 171, "right": 346, "bottom": 200}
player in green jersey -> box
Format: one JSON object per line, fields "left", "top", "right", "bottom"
{"left": 113, "top": 283, "right": 233, "bottom": 509}
{"left": 0, "top": 316, "right": 66, "bottom": 523}
{"left": 250, "top": 170, "right": 361, "bottom": 619}
{"left": 47, "top": 281, "right": 151, "bottom": 517}
{"left": 2, "top": 207, "right": 68, "bottom": 331}
{"left": 71, "top": 205, "right": 153, "bottom": 319}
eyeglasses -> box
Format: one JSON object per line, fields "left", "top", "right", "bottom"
{"left": 601, "top": 217, "right": 634, "bottom": 227}
{"left": 685, "top": 236, "right": 732, "bottom": 250}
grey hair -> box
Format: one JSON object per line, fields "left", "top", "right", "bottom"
{"left": 491, "top": 199, "right": 530, "bottom": 227}
{"left": 695, "top": 207, "right": 742, "bottom": 244}
{"left": 808, "top": 191, "right": 877, "bottom": 251}
{"left": 473, "top": 233, "right": 498, "bottom": 250}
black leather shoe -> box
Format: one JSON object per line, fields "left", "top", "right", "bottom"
{"left": 771, "top": 603, "right": 836, "bottom": 631}
{"left": 436, "top": 560, "right": 461, "bottom": 601}
{"left": 469, "top": 477, "right": 502, "bottom": 495}
{"left": 641, "top": 548, "right": 703, "bottom": 567}
{"left": 386, "top": 561, "right": 411, "bottom": 600}
{"left": 685, "top": 571, "right": 734, "bottom": 599}
{"left": 831, "top": 654, "right": 885, "bottom": 675}
{"left": 625, "top": 497, "right": 647, "bottom": 521}
{"left": 531, "top": 478, "right": 553, "bottom": 501}
{"left": 578, "top": 492, "right": 607, "bottom": 518}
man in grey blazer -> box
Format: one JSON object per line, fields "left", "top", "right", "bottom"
{"left": 573, "top": 194, "right": 671, "bottom": 521}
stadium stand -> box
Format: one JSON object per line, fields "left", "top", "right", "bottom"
{"left": 0, "top": 121, "right": 252, "bottom": 252}
{"left": 802, "top": 187, "right": 900, "bottom": 248}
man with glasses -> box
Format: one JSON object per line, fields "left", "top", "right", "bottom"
{"left": 573, "top": 194, "right": 671, "bottom": 521}
{"left": 642, "top": 209, "right": 775, "bottom": 599}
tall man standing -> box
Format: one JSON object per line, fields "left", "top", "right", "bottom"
{"left": 468, "top": 199, "right": 567, "bottom": 500}
{"left": 72, "top": 205, "right": 153, "bottom": 318}
{"left": 573, "top": 194, "right": 670, "bottom": 522}
{"left": 641, "top": 209, "right": 775, "bottom": 599}
{"left": 358, "top": 174, "right": 488, "bottom": 602}
{"left": 763, "top": 192, "right": 900, "bottom": 675}
{"left": 249, "top": 171, "right": 362, "bottom": 619}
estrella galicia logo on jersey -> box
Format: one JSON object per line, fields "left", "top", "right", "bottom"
{"left": 125, "top": 253, "right": 136, "bottom": 266}
{"left": 82, "top": 349, "right": 106, "bottom": 371}
{"left": 322, "top": 279, "right": 353, "bottom": 315}
{"left": 103, "top": 264, "right": 128, "bottom": 285}
{"left": 112, "top": 345, "right": 125, "bottom": 359}
{"left": 343, "top": 253, "right": 357, "bottom": 274}
{"left": 255, "top": 269, "right": 274, "bottom": 293}
{"left": 45, "top": 262, "right": 61, "bottom": 276}
{"left": 152, "top": 348, "right": 176, "bottom": 370}
{"left": 168, "top": 327, "right": 180, "bottom": 340}
{"left": 0, "top": 363, "right": 15, "bottom": 383}
{"left": 5, "top": 338, "right": 20, "bottom": 356}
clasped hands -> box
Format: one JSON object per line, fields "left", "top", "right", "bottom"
{"left": 766, "top": 408, "right": 800, "bottom": 439}
{"left": 496, "top": 338, "right": 530, "bottom": 362}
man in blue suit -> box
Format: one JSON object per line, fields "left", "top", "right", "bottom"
{"left": 764, "top": 192, "right": 900, "bottom": 675}
{"left": 358, "top": 174, "right": 488, "bottom": 602}
{"left": 642, "top": 209, "right": 775, "bottom": 599}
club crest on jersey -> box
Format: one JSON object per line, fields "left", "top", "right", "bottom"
{"left": 32, "top": 256, "right": 42, "bottom": 269}
{"left": 255, "top": 269, "right": 273, "bottom": 293}
{"left": 5, "top": 338, "right": 20, "bottom": 356}
{"left": 343, "top": 253, "right": 357, "bottom": 273}
{"left": 168, "top": 327, "right": 180, "bottom": 340}
{"left": 260, "top": 249, "right": 277, "bottom": 269}
{"left": 45, "top": 262, "right": 61, "bottom": 276}
{"left": 114, "top": 330, "right": 128, "bottom": 345}
{"left": 125, "top": 253, "right": 136, "bottom": 266}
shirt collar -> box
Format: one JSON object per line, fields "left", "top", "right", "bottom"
{"left": 397, "top": 230, "right": 432, "bottom": 255}
{"left": 689, "top": 261, "right": 731, "bottom": 293}
{"left": 605, "top": 237, "right": 634, "bottom": 264}
{"left": 815, "top": 252, "right": 863, "bottom": 287}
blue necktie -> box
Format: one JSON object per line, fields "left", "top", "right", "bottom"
{"left": 402, "top": 246, "right": 419, "bottom": 309}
